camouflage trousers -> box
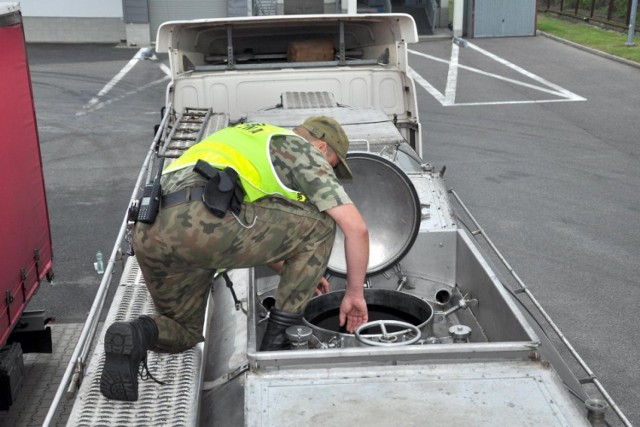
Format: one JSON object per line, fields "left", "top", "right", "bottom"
{"left": 132, "top": 195, "right": 336, "bottom": 353}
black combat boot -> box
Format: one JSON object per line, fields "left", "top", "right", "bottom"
{"left": 260, "top": 308, "right": 304, "bottom": 351}
{"left": 100, "top": 315, "right": 159, "bottom": 401}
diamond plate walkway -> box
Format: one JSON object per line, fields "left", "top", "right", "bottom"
{"left": 0, "top": 260, "right": 208, "bottom": 427}
{"left": 65, "top": 257, "right": 206, "bottom": 426}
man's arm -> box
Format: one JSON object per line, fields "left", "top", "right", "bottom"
{"left": 325, "top": 203, "right": 369, "bottom": 333}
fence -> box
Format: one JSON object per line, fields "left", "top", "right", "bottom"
{"left": 538, "top": 0, "right": 639, "bottom": 30}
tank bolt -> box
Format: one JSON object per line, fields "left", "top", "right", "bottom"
{"left": 449, "top": 324, "right": 472, "bottom": 343}
{"left": 286, "top": 325, "right": 313, "bottom": 350}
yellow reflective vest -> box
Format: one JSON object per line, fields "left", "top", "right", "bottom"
{"left": 163, "top": 123, "right": 307, "bottom": 203}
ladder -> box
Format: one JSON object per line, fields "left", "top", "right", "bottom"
{"left": 158, "top": 107, "right": 210, "bottom": 158}
{"left": 159, "top": 107, "right": 229, "bottom": 159}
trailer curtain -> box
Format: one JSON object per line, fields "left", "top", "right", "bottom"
{"left": 0, "top": 16, "right": 53, "bottom": 344}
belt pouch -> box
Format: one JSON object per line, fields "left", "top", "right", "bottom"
{"left": 195, "top": 160, "right": 239, "bottom": 218}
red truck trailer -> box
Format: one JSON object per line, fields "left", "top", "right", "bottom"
{"left": 0, "top": 2, "right": 54, "bottom": 409}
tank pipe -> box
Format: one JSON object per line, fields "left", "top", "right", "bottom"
{"left": 448, "top": 188, "right": 632, "bottom": 427}
{"left": 43, "top": 105, "right": 173, "bottom": 427}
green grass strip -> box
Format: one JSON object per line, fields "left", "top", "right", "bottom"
{"left": 538, "top": 13, "right": 640, "bottom": 63}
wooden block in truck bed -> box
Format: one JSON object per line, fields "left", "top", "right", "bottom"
{"left": 287, "top": 40, "right": 334, "bottom": 62}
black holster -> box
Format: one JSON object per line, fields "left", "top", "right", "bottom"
{"left": 194, "top": 160, "right": 244, "bottom": 218}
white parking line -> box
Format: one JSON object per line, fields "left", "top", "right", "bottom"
{"left": 159, "top": 63, "right": 172, "bottom": 77}
{"left": 444, "top": 43, "right": 460, "bottom": 105}
{"left": 409, "top": 41, "right": 586, "bottom": 107}
{"left": 76, "top": 48, "right": 143, "bottom": 116}
{"left": 467, "top": 42, "right": 585, "bottom": 101}
{"left": 408, "top": 67, "right": 446, "bottom": 105}
{"left": 81, "top": 76, "right": 170, "bottom": 114}
{"left": 76, "top": 48, "right": 171, "bottom": 116}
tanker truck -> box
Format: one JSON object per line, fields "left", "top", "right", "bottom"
{"left": 47, "top": 12, "right": 630, "bottom": 426}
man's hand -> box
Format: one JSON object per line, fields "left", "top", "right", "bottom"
{"left": 326, "top": 203, "right": 369, "bottom": 334}
{"left": 339, "top": 293, "right": 368, "bottom": 333}
{"left": 314, "top": 276, "right": 330, "bottom": 296}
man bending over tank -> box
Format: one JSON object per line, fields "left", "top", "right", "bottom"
{"left": 100, "top": 116, "right": 369, "bottom": 401}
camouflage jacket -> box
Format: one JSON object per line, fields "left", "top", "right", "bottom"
{"left": 162, "top": 133, "right": 352, "bottom": 212}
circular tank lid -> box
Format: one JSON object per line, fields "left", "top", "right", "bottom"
{"left": 327, "top": 152, "right": 421, "bottom": 277}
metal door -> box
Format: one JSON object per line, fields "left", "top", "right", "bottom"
{"left": 472, "top": 0, "right": 536, "bottom": 38}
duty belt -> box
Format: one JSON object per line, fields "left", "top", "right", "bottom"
{"left": 161, "top": 186, "right": 205, "bottom": 209}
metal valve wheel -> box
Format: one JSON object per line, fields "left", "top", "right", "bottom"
{"left": 354, "top": 320, "right": 421, "bottom": 347}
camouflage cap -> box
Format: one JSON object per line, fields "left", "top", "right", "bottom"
{"left": 301, "top": 115, "right": 353, "bottom": 179}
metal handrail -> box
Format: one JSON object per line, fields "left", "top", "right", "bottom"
{"left": 43, "top": 105, "right": 172, "bottom": 426}
{"left": 448, "top": 188, "right": 632, "bottom": 427}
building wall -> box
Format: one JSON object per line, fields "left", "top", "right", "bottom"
{"left": 148, "top": 0, "right": 228, "bottom": 42}
{"left": 18, "top": 0, "right": 123, "bottom": 17}
{"left": 228, "top": 0, "right": 252, "bottom": 16}
{"left": 19, "top": 0, "right": 125, "bottom": 43}
{"left": 18, "top": 0, "right": 239, "bottom": 44}
{"left": 22, "top": 17, "right": 125, "bottom": 43}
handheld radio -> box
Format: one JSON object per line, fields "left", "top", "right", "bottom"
{"left": 136, "top": 158, "right": 165, "bottom": 224}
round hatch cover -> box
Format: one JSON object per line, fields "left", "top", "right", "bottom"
{"left": 327, "top": 152, "right": 421, "bottom": 277}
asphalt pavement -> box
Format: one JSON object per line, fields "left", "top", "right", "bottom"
{"left": 9, "top": 34, "right": 639, "bottom": 425}
{"left": 410, "top": 35, "right": 639, "bottom": 425}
